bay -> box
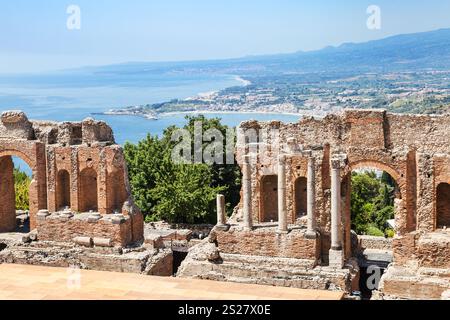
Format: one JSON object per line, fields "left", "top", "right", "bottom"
{"left": 0, "top": 68, "right": 300, "bottom": 172}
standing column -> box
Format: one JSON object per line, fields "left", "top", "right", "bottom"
{"left": 242, "top": 155, "right": 253, "bottom": 230}
{"left": 305, "top": 155, "right": 317, "bottom": 238}
{"left": 329, "top": 158, "right": 344, "bottom": 268}
{"left": 216, "top": 194, "right": 226, "bottom": 226}
{"left": 277, "top": 154, "right": 288, "bottom": 233}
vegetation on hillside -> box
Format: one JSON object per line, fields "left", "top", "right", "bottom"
{"left": 124, "top": 115, "right": 241, "bottom": 224}
{"left": 351, "top": 171, "right": 396, "bottom": 238}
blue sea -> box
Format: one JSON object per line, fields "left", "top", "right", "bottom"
{"left": 0, "top": 67, "right": 299, "bottom": 171}
{"left": 0, "top": 68, "right": 300, "bottom": 145}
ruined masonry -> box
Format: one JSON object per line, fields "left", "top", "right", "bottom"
{"left": 178, "top": 109, "right": 450, "bottom": 300}
{"left": 0, "top": 109, "right": 449, "bottom": 299}
{"left": 0, "top": 111, "right": 173, "bottom": 275}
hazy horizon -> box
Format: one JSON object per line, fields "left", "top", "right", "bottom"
{"left": 2, "top": 0, "right": 450, "bottom": 73}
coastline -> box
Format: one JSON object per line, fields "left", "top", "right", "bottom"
{"left": 233, "top": 75, "right": 252, "bottom": 86}
{"left": 157, "top": 109, "right": 325, "bottom": 118}
{"left": 97, "top": 74, "right": 328, "bottom": 121}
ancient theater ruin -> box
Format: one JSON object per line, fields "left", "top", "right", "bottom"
{"left": 1, "top": 109, "right": 449, "bottom": 300}
{"left": 178, "top": 109, "right": 450, "bottom": 300}
{"left": 0, "top": 111, "right": 172, "bottom": 275}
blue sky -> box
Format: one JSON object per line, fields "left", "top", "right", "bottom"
{"left": 1, "top": 0, "right": 450, "bottom": 73}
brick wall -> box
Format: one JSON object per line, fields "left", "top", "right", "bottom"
{"left": 36, "top": 213, "right": 132, "bottom": 247}
{"left": 215, "top": 227, "right": 320, "bottom": 260}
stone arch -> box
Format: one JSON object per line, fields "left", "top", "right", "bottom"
{"left": 259, "top": 175, "right": 278, "bottom": 222}
{"left": 341, "top": 160, "right": 406, "bottom": 258}
{"left": 436, "top": 182, "right": 450, "bottom": 228}
{"left": 79, "top": 167, "right": 98, "bottom": 212}
{"left": 347, "top": 160, "right": 402, "bottom": 187}
{"left": 56, "top": 169, "right": 71, "bottom": 210}
{"left": 0, "top": 149, "right": 35, "bottom": 170}
{"left": 0, "top": 146, "right": 46, "bottom": 231}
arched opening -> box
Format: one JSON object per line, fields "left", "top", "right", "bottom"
{"left": 56, "top": 170, "right": 71, "bottom": 210}
{"left": 79, "top": 168, "right": 98, "bottom": 212}
{"left": 260, "top": 175, "right": 278, "bottom": 222}
{"left": 294, "top": 177, "right": 308, "bottom": 218}
{"left": 436, "top": 183, "right": 450, "bottom": 228}
{"left": 0, "top": 156, "right": 32, "bottom": 233}
{"left": 344, "top": 166, "right": 400, "bottom": 300}
{"left": 348, "top": 169, "right": 399, "bottom": 238}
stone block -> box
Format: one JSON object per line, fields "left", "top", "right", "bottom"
{"left": 93, "top": 237, "right": 113, "bottom": 248}
{"left": 329, "top": 249, "right": 344, "bottom": 269}
{"left": 73, "top": 236, "right": 93, "bottom": 247}
{"left": 144, "top": 234, "right": 164, "bottom": 250}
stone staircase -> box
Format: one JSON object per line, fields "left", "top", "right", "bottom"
{"left": 377, "top": 264, "right": 450, "bottom": 299}
{"left": 178, "top": 251, "right": 358, "bottom": 292}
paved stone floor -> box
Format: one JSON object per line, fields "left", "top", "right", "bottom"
{"left": 0, "top": 263, "right": 343, "bottom": 300}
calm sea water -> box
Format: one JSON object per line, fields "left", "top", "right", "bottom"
{"left": 0, "top": 68, "right": 299, "bottom": 170}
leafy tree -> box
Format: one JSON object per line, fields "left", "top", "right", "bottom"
{"left": 124, "top": 135, "right": 166, "bottom": 216}
{"left": 163, "top": 115, "right": 241, "bottom": 214}
{"left": 14, "top": 168, "right": 30, "bottom": 211}
{"left": 150, "top": 162, "right": 225, "bottom": 223}
{"left": 124, "top": 116, "right": 241, "bottom": 224}
{"left": 351, "top": 170, "right": 396, "bottom": 237}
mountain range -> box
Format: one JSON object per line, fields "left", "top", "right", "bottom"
{"left": 85, "top": 28, "right": 450, "bottom": 77}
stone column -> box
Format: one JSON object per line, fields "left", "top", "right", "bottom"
{"left": 98, "top": 149, "right": 108, "bottom": 214}
{"left": 329, "top": 157, "right": 344, "bottom": 268}
{"left": 216, "top": 194, "right": 226, "bottom": 225}
{"left": 306, "top": 155, "right": 317, "bottom": 238}
{"left": 46, "top": 146, "right": 57, "bottom": 213}
{"left": 277, "top": 154, "right": 288, "bottom": 233}
{"left": 242, "top": 155, "right": 253, "bottom": 230}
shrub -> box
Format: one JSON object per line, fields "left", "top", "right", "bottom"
{"left": 385, "top": 229, "right": 395, "bottom": 238}
{"left": 366, "top": 224, "right": 385, "bottom": 237}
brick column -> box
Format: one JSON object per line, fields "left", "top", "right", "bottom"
{"left": 70, "top": 148, "right": 79, "bottom": 212}
{"left": 306, "top": 155, "right": 317, "bottom": 238}
{"left": 98, "top": 149, "right": 107, "bottom": 214}
{"left": 277, "top": 154, "right": 288, "bottom": 233}
{"left": 46, "top": 146, "right": 57, "bottom": 213}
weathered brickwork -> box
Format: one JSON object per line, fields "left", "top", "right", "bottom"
{"left": 180, "top": 109, "right": 450, "bottom": 299}
{"left": 215, "top": 226, "right": 320, "bottom": 260}
{"left": 36, "top": 213, "right": 133, "bottom": 247}
{"left": 0, "top": 110, "right": 143, "bottom": 247}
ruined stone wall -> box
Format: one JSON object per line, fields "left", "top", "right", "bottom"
{"left": 232, "top": 109, "right": 450, "bottom": 268}
{"left": 0, "top": 111, "right": 143, "bottom": 247}
{"left": 393, "top": 231, "right": 450, "bottom": 269}
{"left": 36, "top": 213, "right": 132, "bottom": 247}
{"left": 214, "top": 227, "right": 320, "bottom": 261}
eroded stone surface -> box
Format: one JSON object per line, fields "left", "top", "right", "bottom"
{"left": 179, "top": 109, "right": 450, "bottom": 299}
{"left": 0, "top": 110, "right": 143, "bottom": 246}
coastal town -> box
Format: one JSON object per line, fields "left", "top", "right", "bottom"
{"left": 102, "top": 70, "right": 450, "bottom": 119}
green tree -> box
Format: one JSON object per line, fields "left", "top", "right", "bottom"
{"left": 163, "top": 115, "right": 241, "bottom": 215}
{"left": 14, "top": 168, "right": 30, "bottom": 211}
{"left": 351, "top": 170, "right": 396, "bottom": 237}
{"left": 124, "top": 116, "right": 241, "bottom": 224}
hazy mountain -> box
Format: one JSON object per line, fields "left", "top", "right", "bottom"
{"left": 95, "top": 28, "right": 450, "bottom": 76}
{"left": 6, "top": 28, "right": 450, "bottom": 82}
